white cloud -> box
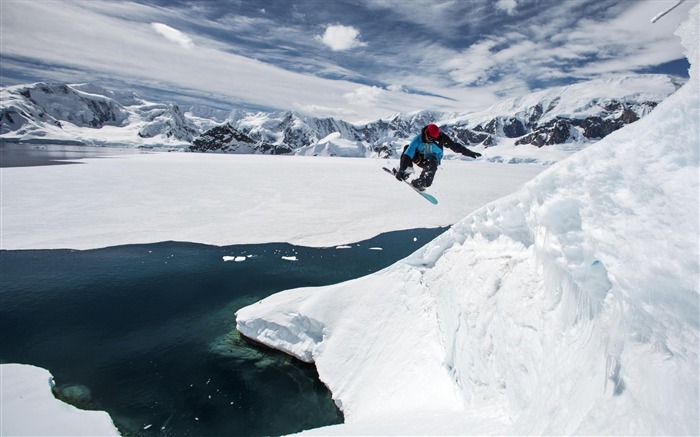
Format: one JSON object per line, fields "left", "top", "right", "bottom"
{"left": 343, "top": 86, "right": 382, "bottom": 106}
{"left": 442, "top": 0, "right": 693, "bottom": 91}
{"left": 293, "top": 103, "right": 359, "bottom": 119}
{"left": 387, "top": 84, "right": 408, "bottom": 93}
{"left": 444, "top": 39, "right": 500, "bottom": 85}
{"left": 495, "top": 0, "right": 518, "bottom": 15}
{"left": 316, "top": 24, "right": 366, "bottom": 51}
{"left": 1, "top": 0, "right": 693, "bottom": 123}
{"left": 0, "top": 1, "right": 465, "bottom": 122}
{"left": 151, "top": 22, "right": 194, "bottom": 49}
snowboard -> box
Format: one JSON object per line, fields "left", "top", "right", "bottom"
{"left": 382, "top": 167, "right": 438, "bottom": 205}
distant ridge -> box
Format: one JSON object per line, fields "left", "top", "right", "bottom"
{"left": 1, "top": 75, "right": 683, "bottom": 163}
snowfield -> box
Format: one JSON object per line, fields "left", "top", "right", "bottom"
{"left": 236, "top": 6, "right": 699, "bottom": 436}
{"left": 0, "top": 364, "right": 120, "bottom": 436}
{"left": 0, "top": 155, "right": 543, "bottom": 251}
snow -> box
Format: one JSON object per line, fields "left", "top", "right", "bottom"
{"left": 235, "top": 6, "right": 700, "bottom": 436}
{"left": 0, "top": 364, "right": 119, "bottom": 436}
{"left": 453, "top": 74, "right": 680, "bottom": 126}
{"left": 0, "top": 155, "right": 543, "bottom": 251}
{"left": 296, "top": 131, "right": 369, "bottom": 157}
{"left": 1, "top": 6, "right": 697, "bottom": 437}
{"left": 0, "top": 92, "right": 541, "bottom": 437}
{"left": 1, "top": 83, "right": 197, "bottom": 147}
{"left": 3, "top": 74, "right": 680, "bottom": 162}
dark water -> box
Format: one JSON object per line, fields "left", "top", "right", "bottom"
{"left": 0, "top": 143, "right": 141, "bottom": 167}
{"left": 0, "top": 229, "right": 446, "bottom": 436}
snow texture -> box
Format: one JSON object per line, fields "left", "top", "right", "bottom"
{"left": 236, "top": 6, "right": 699, "bottom": 436}
{"left": 0, "top": 156, "right": 542, "bottom": 251}
{"left": 0, "top": 364, "right": 119, "bottom": 436}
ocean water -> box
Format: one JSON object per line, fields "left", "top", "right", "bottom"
{"left": 0, "top": 143, "right": 142, "bottom": 167}
{"left": 0, "top": 229, "right": 446, "bottom": 436}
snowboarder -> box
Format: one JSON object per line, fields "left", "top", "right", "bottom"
{"left": 394, "top": 124, "right": 481, "bottom": 191}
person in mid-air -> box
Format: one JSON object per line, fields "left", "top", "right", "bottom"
{"left": 394, "top": 124, "right": 481, "bottom": 191}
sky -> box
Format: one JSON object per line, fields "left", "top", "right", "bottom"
{"left": 0, "top": 0, "right": 695, "bottom": 123}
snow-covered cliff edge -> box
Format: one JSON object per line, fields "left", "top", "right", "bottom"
{"left": 236, "top": 6, "right": 699, "bottom": 435}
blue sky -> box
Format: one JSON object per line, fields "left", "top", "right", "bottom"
{"left": 0, "top": 0, "right": 694, "bottom": 122}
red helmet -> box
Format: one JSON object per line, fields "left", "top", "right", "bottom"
{"left": 426, "top": 124, "right": 439, "bottom": 139}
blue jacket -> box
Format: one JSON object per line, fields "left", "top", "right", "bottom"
{"left": 403, "top": 134, "right": 443, "bottom": 164}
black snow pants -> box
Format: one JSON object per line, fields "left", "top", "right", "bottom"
{"left": 400, "top": 145, "right": 438, "bottom": 189}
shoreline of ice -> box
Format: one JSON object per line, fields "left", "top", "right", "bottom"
{"left": 0, "top": 364, "right": 120, "bottom": 436}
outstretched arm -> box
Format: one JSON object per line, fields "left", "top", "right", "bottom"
{"left": 437, "top": 133, "right": 481, "bottom": 158}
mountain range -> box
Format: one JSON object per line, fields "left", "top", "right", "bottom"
{"left": 0, "top": 75, "right": 684, "bottom": 161}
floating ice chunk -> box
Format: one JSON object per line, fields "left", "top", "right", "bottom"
{"left": 223, "top": 256, "right": 247, "bottom": 262}
{"left": 281, "top": 256, "right": 298, "bottom": 261}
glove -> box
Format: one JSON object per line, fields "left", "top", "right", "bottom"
{"left": 472, "top": 152, "right": 482, "bottom": 158}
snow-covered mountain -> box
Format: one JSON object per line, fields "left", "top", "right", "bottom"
{"left": 236, "top": 6, "right": 699, "bottom": 435}
{"left": 1, "top": 83, "right": 201, "bottom": 147}
{"left": 449, "top": 74, "right": 678, "bottom": 146}
{"left": 1, "top": 75, "right": 682, "bottom": 161}
{"left": 190, "top": 75, "right": 679, "bottom": 158}
{"left": 191, "top": 108, "right": 445, "bottom": 158}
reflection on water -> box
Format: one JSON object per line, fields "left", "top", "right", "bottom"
{"left": 0, "top": 143, "right": 142, "bottom": 167}
{"left": 0, "top": 230, "right": 446, "bottom": 436}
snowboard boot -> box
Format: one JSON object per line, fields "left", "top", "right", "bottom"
{"left": 411, "top": 179, "right": 426, "bottom": 191}
{"left": 394, "top": 167, "right": 413, "bottom": 181}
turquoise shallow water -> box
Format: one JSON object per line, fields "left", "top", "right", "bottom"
{"left": 0, "top": 228, "right": 446, "bottom": 436}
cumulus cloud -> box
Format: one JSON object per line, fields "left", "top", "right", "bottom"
{"left": 151, "top": 22, "right": 194, "bottom": 49}
{"left": 316, "top": 24, "right": 366, "bottom": 51}
{"left": 495, "top": 0, "right": 518, "bottom": 15}
{"left": 343, "top": 86, "right": 382, "bottom": 106}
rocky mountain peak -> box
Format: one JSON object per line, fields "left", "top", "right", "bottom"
{"left": 1, "top": 74, "right": 683, "bottom": 158}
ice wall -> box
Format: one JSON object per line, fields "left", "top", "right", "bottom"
{"left": 410, "top": 8, "right": 699, "bottom": 432}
